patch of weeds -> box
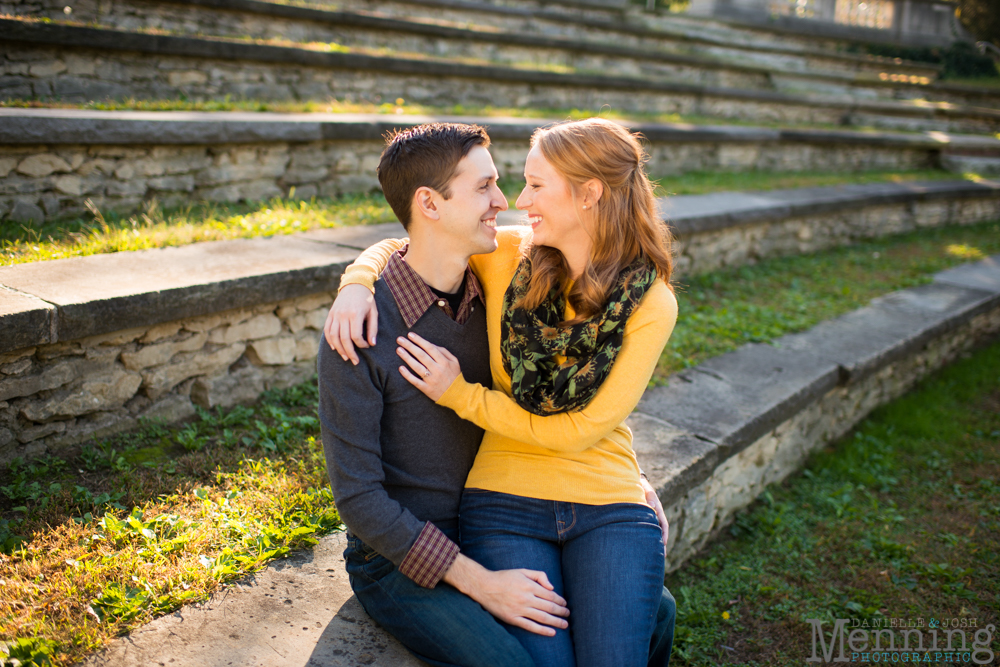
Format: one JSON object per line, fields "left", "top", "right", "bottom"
{"left": 0, "top": 377, "right": 339, "bottom": 667}
{"left": 0, "top": 637, "right": 59, "bottom": 666}
{"left": 665, "top": 338, "right": 1000, "bottom": 666}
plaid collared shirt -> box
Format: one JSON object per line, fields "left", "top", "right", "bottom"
{"left": 384, "top": 245, "right": 484, "bottom": 588}
{"left": 382, "top": 245, "right": 484, "bottom": 328}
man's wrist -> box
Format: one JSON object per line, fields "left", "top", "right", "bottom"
{"left": 443, "top": 554, "right": 478, "bottom": 595}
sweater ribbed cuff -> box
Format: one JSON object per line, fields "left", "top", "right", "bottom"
{"left": 397, "top": 522, "right": 460, "bottom": 589}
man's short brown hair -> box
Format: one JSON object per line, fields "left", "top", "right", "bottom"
{"left": 377, "top": 123, "right": 491, "bottom": 231}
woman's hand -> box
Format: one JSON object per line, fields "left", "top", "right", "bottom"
{"left": 640, "top": 475, "right": 669, "bottom": 556}
{"left": 324, "top": 284, "right": 378, "bottom": 365}
{"left": 396, "top": 333, "right": 461, "bottom": 401}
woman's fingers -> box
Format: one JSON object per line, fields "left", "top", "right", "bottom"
{"left": 397, "top": 336, "right": 438, "bottom": 370}
{"left": 405, "top": 332, "right": 448, "bottom": 364}
{"left": 398, "top": 365, "right": 427, "bottom": 388}
{"left": 396, "top": 346, "right": 429, "bottom": 378}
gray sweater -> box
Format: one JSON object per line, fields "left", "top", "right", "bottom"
{"left": 319, "top": 277, "right": 492, "bottom": 566}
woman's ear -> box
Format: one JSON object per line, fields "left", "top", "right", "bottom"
{"left": 583, "top": 178, "right": 604, "bottom": 208}
{"left": 413, "top": 186, "right": 440, "bottom": 221}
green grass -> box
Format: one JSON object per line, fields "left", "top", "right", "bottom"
{"left": 665, "top": 337, "right": 1000, "bottom": 666}
{"left": 0, "top": 383, "right": 338, "bottom": 667}
{"left": 655, "top": 220, "right": 1000, "bottom": 380}
{"left": 0, "top": 96, "right": 904, "bottom": 134}
{"left": 653, "top": 169, "right": 957, "bottom": 197}
{"left": 1, "top": 170, "right": 968, "bottom": 266}
{"left": 0, "top": 194, "right": 398, "bottom": 266}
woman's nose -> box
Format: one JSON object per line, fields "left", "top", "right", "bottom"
{"left": 516, "top": 187, "right": 530, "bottom": 209}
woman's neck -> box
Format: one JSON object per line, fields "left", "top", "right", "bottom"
{"left": 554, "top": 238, "right": 591, "bottom": 281}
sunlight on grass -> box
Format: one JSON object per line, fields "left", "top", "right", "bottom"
{"left": 0, "top": 97, "right": 876, "bottom": 134}
{"left": 0, "top": 194, "right": 397, "bottom": 266}
{"left": 653, "top": 168, "right": 960, "bottom": 197}
{"left": 945, "top": 243, "right": 985, "bottom": 260}
{"left": 654, "top": 220, "right": 1000, "bottom": 380}
{"left": 3, "top": 170, "right": 962, "bottom": 267}
{"left": 0, "top": 385, "right": 339, "bottom": 667}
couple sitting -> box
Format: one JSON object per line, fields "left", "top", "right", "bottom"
{"left": 318, "top": 118, "right": 679, "bottom": 667}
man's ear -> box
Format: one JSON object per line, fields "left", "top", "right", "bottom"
{"left": 583, "top": 178, "right": 604, "bottom": 207}
{"left": 413, "top": 186, "right": 441, "bottom": 221}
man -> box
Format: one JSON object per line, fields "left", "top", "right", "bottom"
{"left": 319, "top": 123, "right": 675, "bottom": 667}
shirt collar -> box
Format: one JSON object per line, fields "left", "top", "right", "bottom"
{"left": 382, "top": 244, "right": 484, "bottom": 328}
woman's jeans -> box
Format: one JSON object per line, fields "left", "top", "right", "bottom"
{"left": 460, "top": 489, "right": 666, "bottom": 667}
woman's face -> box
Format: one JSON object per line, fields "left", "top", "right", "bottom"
{"left": 515, "top": 145, "right": 592, "bottom": 260}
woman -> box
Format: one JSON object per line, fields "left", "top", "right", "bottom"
{"left": 332, "top": 118, "right": 677, "bottom": 666}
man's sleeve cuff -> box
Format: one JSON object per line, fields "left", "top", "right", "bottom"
{"left": 397, "top": 522, "right": 460, "bottom": 589}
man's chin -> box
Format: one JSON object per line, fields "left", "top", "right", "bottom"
{"left": 471, "top": 240, "right": 499, "bottom": 255}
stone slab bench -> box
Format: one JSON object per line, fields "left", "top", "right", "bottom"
{"left": 3, "top": 19, "right": 997, "bottom": 136}
{"left": 12, "top": 0, "right": 963, "bottom": 104}
{"left": 4, "top": 108, "right": 1000, "bottom": 224}
{"left": 77, "top": 252, "right": 1000, "bottom": 667}
{"left": 15, "top": 0, "right": 940, "bottom": 77}
{"left": 1, "top": 179, "right": 998, "bottom": 462}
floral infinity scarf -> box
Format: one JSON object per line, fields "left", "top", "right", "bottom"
{"left": 500, "top": 257, "right": 657, "bottom": 415}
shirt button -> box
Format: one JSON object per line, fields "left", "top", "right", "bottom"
{"left": 437, "top": 300, "right": 446, "bottom": 307}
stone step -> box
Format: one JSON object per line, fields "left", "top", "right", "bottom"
{"left": 3, "top": 179, "right": 998, "bottom": 357}
{"left": 74, "top": 249, "right": 1000, "bottom": 666}
{"left": 11, "top": 0, "right": 967, "bottom": 106}
{"left": 3, "top": 19, "right": 999, "bottom": 134}
{"left": 5, "top": 108, "right": 1000, "bottom": 223}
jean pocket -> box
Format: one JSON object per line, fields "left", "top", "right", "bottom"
{"left": 346, "top": 537, "right": 380, "bottom": 562}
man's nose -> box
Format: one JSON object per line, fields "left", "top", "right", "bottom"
{"left": 492, "top": 184, "right": 509, "bottom": 211}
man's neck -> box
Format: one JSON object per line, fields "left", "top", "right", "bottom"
{"left": 403, "top": 238, "right": 469, "bottom": 294}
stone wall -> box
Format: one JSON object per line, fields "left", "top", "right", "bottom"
{"left": 659, "top": 305, "right": 1000, "bottom": 569}
{"left": 2, "top": 179, "right": 998, "bottom": 464}
{"left": 4, "top": 21, "right": 995, "bottom": 134}
{"left": 672, "top": 196, "right": 1000, "bottom": 275}
{"left": 8, "top": 0, "right": 949, "bottom": 102}
{"left": 7, "top": 0, "right": 779, "bottom": 91}
{"left": 0, "top": 291, "right": 332, "bottom": 463}
{"left": 0, "top": 134, "right": 937, "bottom": 224}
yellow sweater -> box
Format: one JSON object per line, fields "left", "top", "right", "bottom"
{"left": 340, "top": 227, "right": 678, "bottom": 506}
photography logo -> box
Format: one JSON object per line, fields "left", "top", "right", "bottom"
{"left": 805, "top": 617, "right": 995, "bottom": 664}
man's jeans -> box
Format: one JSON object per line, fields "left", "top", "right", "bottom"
{"left": 461, "top": 490, "right": 668, "bottom": 667}
{"left": 344, "top": 526, "right": 676, "bottom": 667}
{"left": 344, "top": 527, "right": 533, "bottom": 667}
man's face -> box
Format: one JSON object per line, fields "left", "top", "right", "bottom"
{"left": 434, "top": 145, "right": 508, "bottom": 257}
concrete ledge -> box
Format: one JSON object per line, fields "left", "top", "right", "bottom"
{"left": 1, "top": 108, "right": 997, "bottom": 225}
{"left": 6, "top": 108, "right": 1000, "bottom": 152}
{"left": 2, "top": 181, "right": 998, "bottom": 355}
{"left": 2, "top": 20, "right": 997, "bottom": 129}
{"left": 661, "top": 179, "right": 1000, "bottom": 235}
{"left": 0, "top": 223, "right": 402, "bottom": 353}
{"left": 631, "top": 253, "right": 1000, "bottom": 568}
{"left": 79, "top": 531, "right": 425, "bottom": 667}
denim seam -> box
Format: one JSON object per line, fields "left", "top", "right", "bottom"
{"left": 555, "top": 502, "right": 577, "bottom": 540}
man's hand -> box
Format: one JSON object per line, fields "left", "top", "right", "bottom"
{"left": 640, "top": 475, "right": 669, "bottom": 555}
{"left": 325, "top": 284, "right": 379, "bottom": 365}
{"left": 443, "top": 554, "right": 569, "bottom": 636}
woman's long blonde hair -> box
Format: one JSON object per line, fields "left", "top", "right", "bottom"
{"left": 518, "top": 118, "right": 674, "bottom": 324}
